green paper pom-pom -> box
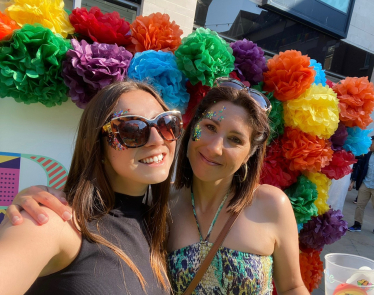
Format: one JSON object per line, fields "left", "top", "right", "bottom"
{"left": 284, "top": 175, "right": 318, "bottom": 224}
{"left": 175, "top": 27, "right": 235, "bottom": 87}
{"left": 0, "top": 24, "right": 72, "bottom": 107}
{"left": 252, "top": 82, "right": 284, "bottom": 143}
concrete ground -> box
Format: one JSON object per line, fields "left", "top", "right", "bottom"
{"left": 313, "top": 189, "right": 374, "bottom": 295}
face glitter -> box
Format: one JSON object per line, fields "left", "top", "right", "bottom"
{"left": 192, "top": 106, "right": 226, "bottom": 141}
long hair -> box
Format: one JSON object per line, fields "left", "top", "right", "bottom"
{"left": 64, "top": 81, "right": 171, "bottom": 290}
{"left": 174, "top": 86, "right": 270, "bottom": 213}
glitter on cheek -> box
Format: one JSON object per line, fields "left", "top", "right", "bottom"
{"left": 192, "top": 123, "right": 202, "bottom": 141}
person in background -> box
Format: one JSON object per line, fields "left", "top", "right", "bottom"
{"left": 349, "top": 154, "right": 365, "bottom": 204}
{"left": 348, "top": 136, "right": 374, "bottom": 233}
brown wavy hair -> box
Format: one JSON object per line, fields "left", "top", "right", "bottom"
{"left": 174, "top": 86, "right": 270, "bottom": 213}
{"left": 64, "top": 81, "right": 172, "bottom": 290}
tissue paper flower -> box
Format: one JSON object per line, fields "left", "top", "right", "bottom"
{"left": 330, "top": 122, "right": 348, "bottom": 151}
{"left": 175, "top": 27, "right": 235, "bottom": 87}
{"left": 263, "top": 50, "right": 315, "bottom": 101}
{"left": 326, "top": 79, "right": 335, "bottom": 88}
{"left": 304, "top": 171, "right": 331, "bottom": 215}
{"left": 283, "top": 84, "right": 340, "bottom": 138}
{"left": 69, "top": 7, "right": 132, "bottom": 46}
{"left": 284, "top": 175, "right": 318, "bottom": 224}
{"left": 310, "top": 59, "right": 326, "bottom": 86}
{"left": 230, "top": 39, "right": 267, "bottom": 85}
{"left": 5, "top": 0, "right": 74, "bottom": 38}
{"left": 321, "top": 150, "right": 356, "bottom": 180}
{"left": 333, "top": 76, "right": 374, "bottom": 129}
{"left": 62, "top": 39, "right": 133, "bottom": 108}
{"left": 0, "top": 24, "right": 71, "bottom": 107}
{"left": 343, "top": 127, "right": 373, "bottom": 156}
{"left": 299, "top": 249, "right": 324, "bottom": 292}
{"left": 260, "top": 139, "right": 300, "bottom": 189}
{"left": 129, "top": 13, "right": 182, "bottom": 53}
{"left": 229, "top": 70, "right": 250, "bottom": 87}
{"left": 182, "top": 81, "right": 211, "bottom": 126}
{"left": 0, "top": 11, "right": 19, "bottom": 40}
{"left": 128, "top": 50, "right": 189, "bottom": 112}
{"left": 281, "top": 127, "right": 334, "bottom": 172}
{"left": 299, "top": 208, "right": 348, "bottom": 250}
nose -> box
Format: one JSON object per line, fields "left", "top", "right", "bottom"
{"left": 145, "top": 126, "right": 164, "bottom": 147}
{"left": 206, "top": 135, "right": 223, "bottom": 156}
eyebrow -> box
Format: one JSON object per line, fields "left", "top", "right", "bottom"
{"left": 206, "top": 117, "right": 247, "bottom": 138}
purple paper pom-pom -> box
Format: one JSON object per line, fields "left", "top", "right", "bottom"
{"left": 62, "top": 39, "right": 133, "bottom": 108}
{"left": 230, "top": 39, "right": 268, "bottom": 85}
{"left": 299, "top": 207, "right": 348, "bottom": 250}
{"left": 330, "top": 122, "right": 348, "bottom": 151}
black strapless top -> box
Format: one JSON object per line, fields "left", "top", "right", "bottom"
{"left": 25, "top": 192, "right": 168, "bottom": 295}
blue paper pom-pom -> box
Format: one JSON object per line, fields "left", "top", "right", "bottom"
{"left": 128, "top": 50, "right": 190, "bottom": 113}
{"left": 297, "top": 223, "right": 304, "bottom": 233}
{"left": 343, "top": 127, "right": 373, "bottom": 156}
{"left": 310, "top": 59, "right": 326, "bottom": 86}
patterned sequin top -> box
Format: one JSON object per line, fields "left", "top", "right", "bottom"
{"left": 167, "top": 192, "right": 274, "bottom": 295}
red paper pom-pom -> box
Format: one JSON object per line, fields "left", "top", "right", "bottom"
{"left": 260, "top": 139, "right": 300, "bottom": 189}
{"left": 321, "top": 150, "right": 357, "bottom": 180}
{"left": 326, "top": 79, "right": 335, "bottom": 88}
{"left": 263, "top": 50, "right": 315, "bottom": 101}
{"left": 300, "top": 249, "right": 323, "bottom": 292}
{"left": 281, "top": 127, "right": 334, "bottom": 172}
{"left": 69, "top": 7, "right": 131, "bottom": 46}
{"left": 333, "top": 77, "right": 374, "bottom": 129}
{"left": 129, "top": 13, "right": 182, "bottom": 53}
{"left": 229, "top": 70, "right": 250, "bottom": 87}
{"left": 0, "top": 11, "right": 19, "bottom": 40}
{"left": 182, "top": 81, "right": 211, "bottom": 126}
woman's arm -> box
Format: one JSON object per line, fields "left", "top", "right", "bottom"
{"left": 6, "top": 186, "right": 71, "bottom": 225}
{"left": 262, "top": 186, "right": 309, "bottom": 295}
{"left": 0, "top": 207, "right": 76, "bottom": 294}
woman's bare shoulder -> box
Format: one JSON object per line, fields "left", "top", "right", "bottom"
{"left": 168, "top": 185, "right": 189, "bottom": 212}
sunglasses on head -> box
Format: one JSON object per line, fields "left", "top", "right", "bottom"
{"left": 214, "top": 77, "right": 272, "bottom": 113}
{"left": 102, "top": 111, "right": 183, "bottom": 149}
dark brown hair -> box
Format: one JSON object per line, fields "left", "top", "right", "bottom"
{"left": 174, "top": 86, "right": 270, "bottom": 213}
{"left": 64, "top": 81, "right": 171, "bottom": 290}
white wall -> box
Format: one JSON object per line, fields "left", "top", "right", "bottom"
{"left": 141, "top": 0, "right": 197, "bottom": 37}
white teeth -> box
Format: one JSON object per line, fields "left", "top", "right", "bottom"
{"left": 153, "top": 156, "right": 158, "bottom": 162}
{"left": 140, "top": 154, "right": 164, "bottom": 164}
{"left": 158, "top": 155, "right": 163, "bottom": 161}
{"left": 149, "top": 158, "right": 154, "bottom": 163}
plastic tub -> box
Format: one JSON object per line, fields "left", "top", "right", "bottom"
{"left": 325, "top": 253, "right": 374, "bottom": 295}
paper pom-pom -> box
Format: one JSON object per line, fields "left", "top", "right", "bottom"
{"left": 343, "top": 127, "right": 373, "bottom": 156}
{"left": 281, "top": 127, "right": 334, "bottom": 172}
{"left": 304, "top": 172, "right": 331, "bottom": 215}
{"left": 284, "top": 175, "right": 318, "bottom": 224}
{"left": 129, "top": 13, "right": 182, "bottom": 53}
{"left": 299, "top": 208, "right": 348, "bottom": 250}
{"left": 182, "top": 81, "right": 211, "bottom": 126}
{"left": 263, "top": 50, "right": 315, "bottom": 101}
{"left": 62, "top": 40, "right": 132, "bottom": 109}
{"left": 69, "top": 7, "right": 131, "bottom": 46}
{"left": 321, "top": 150, "right": 356, "bottom": 180}
{"left": 326, "top": 79, "right": 335, "bottom": 88}
{"left": 333, "top": 77, "right": 374, "bottom": 129}
{"left": 0, "top": 11, "right": 19, "bottom": 40}
{"left": 175, "top": 28, "right": 235, "bottom": 87}
{"left": 230, "top": 39, "right": 267, "bottom": 85}
{"left": 5, "top": 0, "right": 74, "bottom": 38}
{"left": 310, "top": 59, "right": 326, "bottom": 86}
{"left": 229, "top": 70, "right": 250, "bottom": 87}
{"left": 260, "top": 139, "right": 300, "bottom": 189}
{"left": 297, "top": 223, "right": 304, "bottom": 233}
{"left": 0, "top": 24, "right": 71, "bottom": 107}
{"left": 128, "top": 50, "right": 189, "bottom": 112}
{"left": 299, "top": 249, "right": 323, "bottom": 292}
{"left": 330, "top": 122, "right": 348, "bottom": 151}
{"left": 283, "top": 84, "right": 339, "bottom": 139}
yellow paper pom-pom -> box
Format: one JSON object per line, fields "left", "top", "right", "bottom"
{"left": 284, "top": 84, "right": 340, "bottom": 139}
{"left": 304, "top": 171, "right": 331, "bottom": 215}
{"left": 5, "top": 0, "right": 74, "bottom": 38}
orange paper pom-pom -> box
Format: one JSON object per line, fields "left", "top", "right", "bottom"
{"left": 300, "top": 249, "right": 323, "bottom": 292}
{"left": 333, "top": 76, "right": 374, "bottom": 129}
{"left": 281, "top": 127, "right": 333, "bottom": 172}
{"left": 263, "top": 50, "right": 315, "bottom": 101}
{"left": 0, "top": 11, "right": 19, "bottom": 40}
{"left": 129, "top": 13, "right": 183, "bottom": 53}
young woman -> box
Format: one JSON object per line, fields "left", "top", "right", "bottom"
{"left": 7, "top": 78, "right": 308, "bottom": 294}
{"left": 0, "top": 81, "right": 183, "bottom": 294}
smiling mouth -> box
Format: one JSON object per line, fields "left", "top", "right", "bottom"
{"left": 139, "top": 153, "right": 165, "bottom": 164}
{"left": 200, "top": 152, "right": 221, "bottom": 166}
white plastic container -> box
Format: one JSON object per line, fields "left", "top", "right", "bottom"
{"left": 325, "top": 253, "right": 374, "bottom": 295}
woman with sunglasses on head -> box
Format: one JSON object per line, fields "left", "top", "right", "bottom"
{"left": 0, "top": 81, "right": 183, "bottom": 294}
{"left": 7, "top": 78, "right": 307, "bottom": 294}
